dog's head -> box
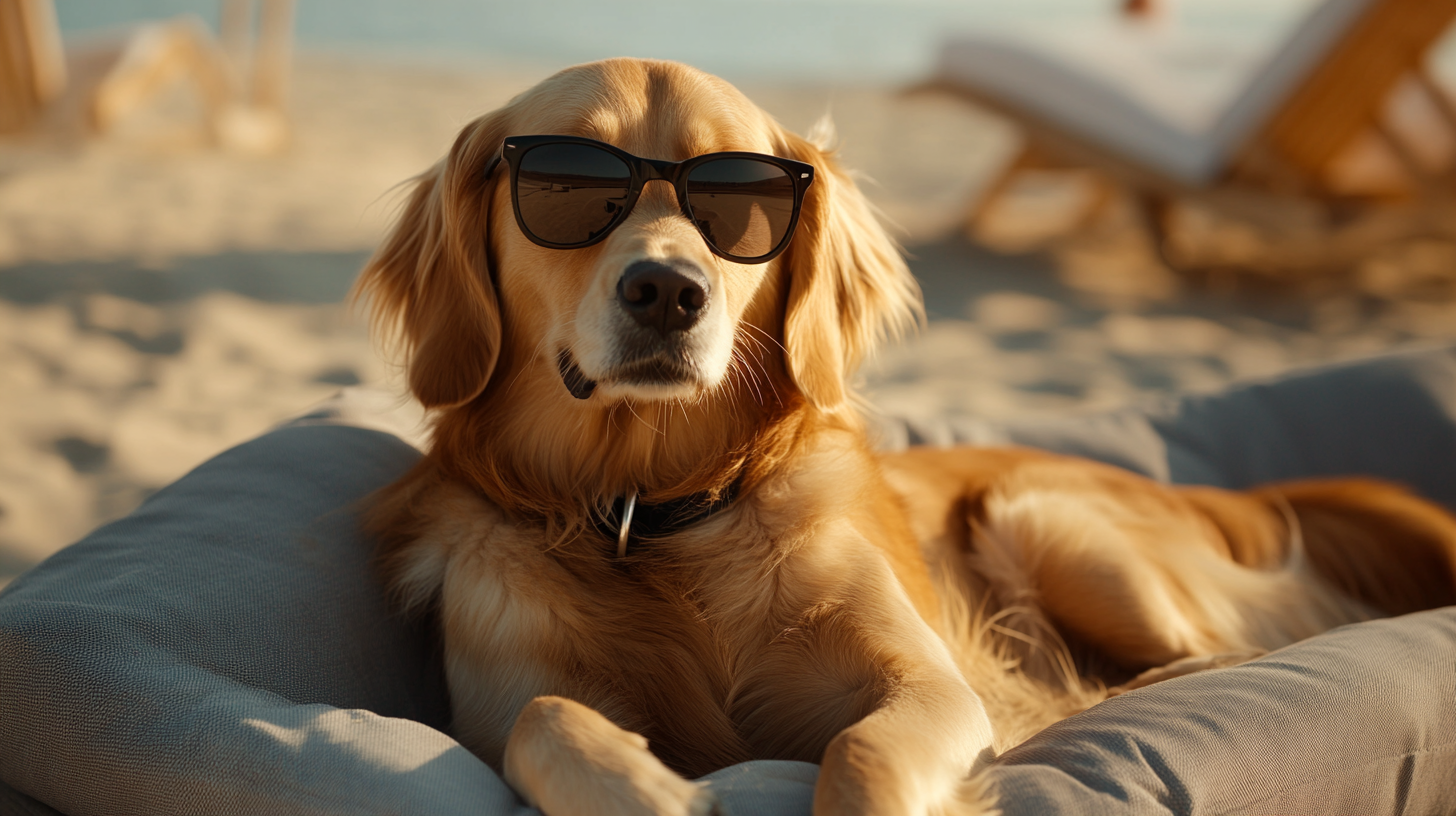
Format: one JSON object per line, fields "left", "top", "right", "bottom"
{"left": 358, "top": 59, "right": 918, "bottom": 423}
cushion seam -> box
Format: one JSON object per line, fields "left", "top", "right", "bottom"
{"left": 1214, "top": 739, "right": 1456, "bottom": 816}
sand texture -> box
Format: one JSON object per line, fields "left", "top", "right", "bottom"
{"left": 3, "top": 55, "right": 1456, "bottom": 585}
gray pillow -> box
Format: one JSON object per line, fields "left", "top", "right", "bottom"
{"left": 991, "top": 606, "right": 1456, "bottom": 815}
{"left": 4, "top": 345, "right": 1456, "bottom": 815}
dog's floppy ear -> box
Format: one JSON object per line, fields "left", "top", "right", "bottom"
{"left": 353, "top": 112, "right": 510, "bottom": 408}
{"left": 776, "top": 121, "right": 923, "bottom": 411}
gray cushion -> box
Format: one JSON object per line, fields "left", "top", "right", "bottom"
{"left": 4, "top": 346, "right": 1456, "bottom": 814}
{"left": 881, "top": 342, "right": 1456, "bottom": 502}
{"left": 992, "top": 607, "right": 1456, "bottom": 815}
{"left": 0, "top": 426, "right": 501, "bottom": 815}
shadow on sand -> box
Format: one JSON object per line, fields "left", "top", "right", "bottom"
{"left": 0, "top": 250, "right": 373, "bottom": 306}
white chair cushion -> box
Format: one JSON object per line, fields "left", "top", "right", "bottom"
{"left": 934, "top": 0, "right": 1379, "bottom": 185}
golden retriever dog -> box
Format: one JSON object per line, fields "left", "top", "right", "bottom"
{"left": 354, "top": 58, "right": 1456, "bottom": 815}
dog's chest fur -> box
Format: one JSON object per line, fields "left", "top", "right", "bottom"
{"left": 428, "top": 472, "right": 885, "bottom": 778}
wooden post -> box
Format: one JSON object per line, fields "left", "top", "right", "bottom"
{"left": 219, "top": 0, "right": 255, "bottom": 90}
{"left": 0, "top": 0, "right": 65, "bottom": 134}
{"left": 251, "top": 0, "right": 294, "bottom": 112}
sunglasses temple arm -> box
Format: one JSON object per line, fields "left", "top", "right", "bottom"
{"left": 483, "top": 145, "right": 504, "bottom": 182}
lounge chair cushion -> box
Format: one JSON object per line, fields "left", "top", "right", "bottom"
{"left": 933, "top": 0, "right": 1378, "bottom": 184}
{"left": 3, "top": 345, "right": 1456, "bottom": 815}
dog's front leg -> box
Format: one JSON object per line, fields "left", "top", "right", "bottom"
{"left": 815, "top": 672, "right": 997, "bottom": 816}
{"left": 805, "top": 558, "right": 999, "bottom": 815}
{"left": 503, "top": 695, "right": 718, "bottom": 816}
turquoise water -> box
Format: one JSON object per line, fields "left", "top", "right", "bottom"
{"left": 55, "top": 0, "right": 1318, "bottom": 82}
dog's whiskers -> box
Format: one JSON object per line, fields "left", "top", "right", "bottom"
{"left": 741, "top": 322, "right": 789, "bottom": 356}
{"left": 718, "top": 358, "right": 751, "bottom": 415}
{"left": 735, "top": 353, "right": 771, "bottom": 407}
{"left": 734, "top": 326, "right": 782, "bottom": 404}
{"left": 729, "top": 329, "right": 772, "bottom": 406}
{"left": 726, "top": 339, "right": 761, "bottom": 404}
{"left": 736, "top": 358, "right": 766, "bottom": 407}
{"left": 724, "top": 355, "right": 750, "bottom": 405}
{"left": 623, "top": 398, "right": 665, "bottom": 437}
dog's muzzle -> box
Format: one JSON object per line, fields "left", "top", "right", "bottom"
{"left": 616, "top": 260, "right": 709, "bottom": 336}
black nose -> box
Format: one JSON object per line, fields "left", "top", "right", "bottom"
{"left": 616, "top": 260, "right": 710, "bottom": 334}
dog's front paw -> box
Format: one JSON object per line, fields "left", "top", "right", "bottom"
{"left": 625, "top": 769, "right": 719, "bottom": 816}
{"left": 680, "top": 783, "right": 721, "bottom": 816}
{"left": 505, "top": 695, "right": 720, "bottom": 816}
{"left": 815, "top": 731, "right": 1001, "bottom": 816}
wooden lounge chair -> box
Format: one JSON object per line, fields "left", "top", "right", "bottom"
{"left": 0, "top": 0, "right": 295, "bottom": 151}
{"left": 914, "top": 0, "right": 1456, "bottom": 270}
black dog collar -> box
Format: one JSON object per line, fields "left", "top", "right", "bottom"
{"left": 594, "top": 478, "right": 742, "bottom": 557}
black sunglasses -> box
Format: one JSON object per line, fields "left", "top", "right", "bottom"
{"left": 483, "top": 135, "right": 815, "bottom": 264}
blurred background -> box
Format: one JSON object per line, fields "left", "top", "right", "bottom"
{"left": 2, "top": 0, "right": 1455, "bottom": 584}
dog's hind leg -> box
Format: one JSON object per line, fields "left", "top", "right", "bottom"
{"left": 978, "top": 474, "right": 1456, "bottom": 677}
{"left": 1242, "top": 478, "right": 1456, "bottom": 615}
{"left": 1107, "top": 477, "right": 1456, "bottom": 695}
{"left": 969, "top": 476, "right": 1374, "bottom": 674}
{"left": 503, "top": 696, "right": 718, "bottom": 816}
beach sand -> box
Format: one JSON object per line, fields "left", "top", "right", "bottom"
{"left": 3, "top": 54, "right": 1455, "bottom": 585}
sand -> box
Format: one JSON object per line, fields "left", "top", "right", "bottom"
{"left": 3, "top": 53, "right": 1455, "bottom": 585}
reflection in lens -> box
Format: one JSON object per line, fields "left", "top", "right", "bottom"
{"left": 516, "top": 144, "right": 632, "bottom": 245}
{"left": 685, "top": 159, "right": 795, "bottom": 259}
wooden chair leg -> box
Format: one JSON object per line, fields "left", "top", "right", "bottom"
{"left": 1073, "top": 173, "right": 1119, "bottom": 232}
{"left": 1371, "top": 116, "right": 1441, "bottom": 194}
{"left": 212, "top": 0, "right": 292, "bottom": 152}
{"left": 1415, "top": 66, "right": 1456, "bottom": 135}
{"left": 251, "top": 0, "right": 294, "bottom": 112}
{"left": 0, "top": 0, "right": 66, "bottom": 133}
{"left": 965, "top": 143, "right": 1036, "bottom": 234}
{"left": 219, "top": 0, "right": 256, "bottom": 83}
{"left": 1133, "top": 191, "right": 1180, "bottom": 271}
{"left": 1413, "top": 66, "right": 1456, "bottom": 183}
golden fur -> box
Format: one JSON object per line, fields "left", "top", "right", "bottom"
{"left": 354, "top": 58, "right": 1456, "bottom": 815}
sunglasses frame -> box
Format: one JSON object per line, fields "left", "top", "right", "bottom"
{"left": 483, "top": 134, "right": 815, "bottom": 264}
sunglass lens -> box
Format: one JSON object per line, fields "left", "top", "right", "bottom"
{"left": 516, "top": 144, "right": 632, "bottom": 245}
{"left": 685, "top": 159, "right": 796, "bottom": 260}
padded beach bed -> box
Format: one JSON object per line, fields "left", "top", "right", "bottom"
{"left": 3, "top": 345, "right": 1456, "bottom": 815}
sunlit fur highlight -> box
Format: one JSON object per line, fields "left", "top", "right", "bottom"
{"left": 353, "top": 58, "right": 1456, "bottom": 815}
